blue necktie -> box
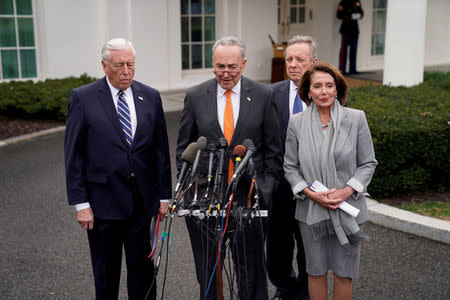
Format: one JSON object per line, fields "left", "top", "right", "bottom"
{"left": 293, "top": 93, "right": 303, "bottom": 114}
{"left": 117, "top": 90, "right": 132, "bottom": 147}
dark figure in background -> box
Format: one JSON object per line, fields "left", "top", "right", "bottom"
{"left": 176, "top": 36, "right": 282, "bottom": 300}
{"left": 64, "top": 38, "right": 172, "bottom": 300}
{"left": 268, "top": 35, "right": 318, "bottom": 300}
{"left": 337, "top": 0, "right": 364, "bottom": 74}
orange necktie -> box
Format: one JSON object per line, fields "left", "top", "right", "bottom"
{"left": 224, "top": 90, "right": 234, "bottom": 183}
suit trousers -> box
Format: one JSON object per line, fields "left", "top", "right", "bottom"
{"left": 186, "top": 215, "right": 268, "bottom": 300}
{"left": 87, "top": 190, "right": 156, "bottom": 300}
{"left": 339, "top": 33, "right": 359, "bottom": 73}
{"left": 267, "top": 181, "right": 308, "bottom": 298}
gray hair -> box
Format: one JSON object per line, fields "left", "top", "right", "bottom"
{"left": 212, "top": 36, "right": 246, "bottom": 59}
{"left": 101, "top": 38, "right": 135, "bottom": 62}
{"left": 286, "top": 35, "right": 318, "bottom": 61}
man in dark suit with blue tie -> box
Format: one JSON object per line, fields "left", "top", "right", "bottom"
{"left": 64, "top": 38, "right": 172, "bottom": 300}
{"left": 267, "top": 35, "right": 318, "bottom": 300}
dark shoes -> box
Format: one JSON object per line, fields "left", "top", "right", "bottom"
{"left": 271, "top": 289, "right": 310, "bottom": 300}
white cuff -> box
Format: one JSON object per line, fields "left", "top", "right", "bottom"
{"left": 160, "top": 199, "right": 170, "bottom": 203}
{"left": 346, "top": 178, "right": 364, "bottom": 193}
{"left": 75, "top": 202, "right": 90, "bottom": 211}
{"left": 293, "top": 181, "right": 309, "bottom": 196}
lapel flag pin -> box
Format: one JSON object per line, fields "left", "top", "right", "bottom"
{"left": 138, "top": 96, "right": 144, "bottom": 101}
{"left": 247, "top": 97, "right": 251, "bottom": 102}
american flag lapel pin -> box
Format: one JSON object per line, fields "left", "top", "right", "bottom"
{"left": 247, "top": 97, "right": 251, "bottom": 102}
{"left": 138, "top": 96, "right": 144, "bottom": 101}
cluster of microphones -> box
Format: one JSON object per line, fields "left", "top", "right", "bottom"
{"left": 170, "top": 136, "right": 267, "bottom": 220}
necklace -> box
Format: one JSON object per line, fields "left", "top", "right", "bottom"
{"left": 321, "top": 122, "right": 330, "bottom": 128}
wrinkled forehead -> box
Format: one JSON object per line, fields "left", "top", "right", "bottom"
{"left": 213, "top": 45, "right": 243, "bottom": 64}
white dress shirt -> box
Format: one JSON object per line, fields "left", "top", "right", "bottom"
{"left": 289, "top": 80, "right": 307, "bottom": 115}
{"left": 217, "top": 80, "right": 241, "bottom": 131}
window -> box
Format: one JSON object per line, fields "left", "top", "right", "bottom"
{"left": 0, "top": 0, "right": 37, "bottom": 79}
{"left": 289, "top": 0, "right": 305, "bottom": 24}
{"left": 371, "top": 0, "right": 387, "bottom": 56}
{"left": 181, "top": 0, "right": 215, "bottom": 70}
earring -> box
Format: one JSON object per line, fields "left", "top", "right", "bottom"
{"left": 308, "top": 96, "right": 312, "bottom": 101}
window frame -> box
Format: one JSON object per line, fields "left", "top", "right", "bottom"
{"left": 371, "top": 0, "right": 387, "bottom": 56}
{"left": 0, "top": 0, "right": 38, "bottom": 81}
{"left": 180, "top": 0, "right": 215, "bottom": 71}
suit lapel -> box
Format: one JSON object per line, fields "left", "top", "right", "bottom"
{"left": 97, "top": 77, "right": 129, "bottom": 147}
{"left": 206, "top": 79, "right": 223, "bottom": 139}
{"left": 132, "top": 82, "right": 144, "bottom": 148}
{"left": 334, "top": 108, "right": 352, "bottom": 160}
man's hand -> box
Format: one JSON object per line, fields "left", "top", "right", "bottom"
{"left": 159, "top": 202, "right": 169, "bottom": 221}
{"left": 77, "top": 207, "right": 94, "bottom": 230}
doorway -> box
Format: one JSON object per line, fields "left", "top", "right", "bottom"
{"left": 277, "top": 0, "right": 312, "bottom": 43}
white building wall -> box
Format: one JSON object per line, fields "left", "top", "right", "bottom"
{"left": 424, "top": 0, "right": 450, "bottom": 66}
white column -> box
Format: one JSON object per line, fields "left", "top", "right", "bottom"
{"left": 383, "top": 0, "right": 427, "bottom": 86}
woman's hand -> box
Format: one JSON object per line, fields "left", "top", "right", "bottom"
{"left": 303, "top": 187, "right": 340, "bottom": 210}
{"left": 327, "top": 186, "right": 355, "bottom": 208}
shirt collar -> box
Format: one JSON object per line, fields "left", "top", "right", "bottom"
{"left": 106, "top": 76, "right": 132, "bottom": 97}
{"left": 289, "top": 80, "right": 298, "bottom": 93}
{"left": 217, "top": 79, "right": 242, "bottom": 97}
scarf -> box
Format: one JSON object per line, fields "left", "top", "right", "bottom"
{"left": 298, "top": 98, "right": 367, "bottom": 254}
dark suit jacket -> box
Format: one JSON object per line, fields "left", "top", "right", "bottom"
{"left": 64, "top": 77, "right": 172, "bottom": 220}
{"left": 176, "top": 76, "right": 282, "bottom": 208}
{"left": 271, "top": 79, "right": 291, "bottom": 150}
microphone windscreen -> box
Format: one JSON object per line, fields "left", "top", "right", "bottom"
{"left": 243, "top": 139, "right": 255, "bottom": 151}
{"left": 181, "top": 142, "right": 198, "bottom": 164}
{"left": 233, "top": 145, "right": 246, "bottom": 157}
{"left": 207, "top": 143, "right": 216, "bottom": 152}
{"left": 218, "top": 137, "right": 228, "bottom": 148}
{"left": 197, "top": 136, "right": 207, "bottom": 150}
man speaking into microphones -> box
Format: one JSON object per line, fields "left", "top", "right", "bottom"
{"left": 176, "top": 36, "right": 282, "bottom": 300}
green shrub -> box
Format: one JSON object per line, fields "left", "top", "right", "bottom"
{"left": 348, "top": 72, "right": 450, "bottom": 198}
{"left": 0, "top": 74, "right": 96, "bottom": 120}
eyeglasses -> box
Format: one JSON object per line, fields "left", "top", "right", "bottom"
{"left": 213, "top": 65, "right": 241, "bottom": 76}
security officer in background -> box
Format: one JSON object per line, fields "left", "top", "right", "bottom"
{"left": 337, "top": 0, "right": 364, "bottom": 74}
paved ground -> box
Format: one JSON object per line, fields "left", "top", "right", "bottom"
{"left": 1, "top": 111, "right": 449, "bottom": 299}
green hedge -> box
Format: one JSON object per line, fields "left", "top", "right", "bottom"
{"left": 348, "top": 72, "right": 450, "bottom": 197}
{"left": 0, "top": 74, "right": 96, "bottom": 120}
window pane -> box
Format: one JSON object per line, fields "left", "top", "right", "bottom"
{"left": 191, "top": 0, "right": 201, "bottom": 14}
{"left": 290, "top": 7, "right": 297, "bottom": 23}
{"left": 182, "top": 44, "right": 189, "bottom": 69}
{"left": 20, "top": 49, "right": 36, "bottom": 77}
{"left": 191, "top": 17, "right": 202, "bottom": 42}
{"left": 0, "top": 18, "right": 17, "bottom": 47}
{"left": 374, "top": 0, "right": 387, "bottom": 9}
{"left": 16, "top": 0, "right": 33, "bottom": 15}
{"left": 18, "top": 17, "right": 35, "bottom": 46}
{"left": 180, "top": 0, "right": 188, "bottom": 15}
{"left": 299, "top": 0, "right": 305, "bottom": 4}
{"left": 191, "top": 44, "right": 202, "bottom": 69}
{"left": 291, "top": 0, "right": 297, "bottom": 4}
{"left": 181, "top": 17, "right": 189, "bottom": 42}
{"left": 373, "top": 11, "right": 386, "bottom": 33}
{"left": 2, "top": 50, "right": 19, "bottom": 78}
{"left": 298, "top": 7, "right": 305, "bottom": 23}
{"left": 205, "top": 43, "right": 213, "bottom": 68}
{"left": 0, "top": 0, "right": 14, "bottom": 14}
{"left": 371, "top": 34, "right": 384, "bottom": 55}
{"left": 204, "top": 17, "right": 215, "bottom": 41}
{"left": 204, "top": 0, "right": 215, "bottom": 14}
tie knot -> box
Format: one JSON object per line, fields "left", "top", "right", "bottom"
{"left": 118, "top": 90, "right": 124, "bottom": 97}
{"left": 225, "top": 90, "right": 232, "bottom": 98}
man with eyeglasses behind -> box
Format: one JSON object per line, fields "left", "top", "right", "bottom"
{"left": 176, "top": 36, "right": 282, "bottom": 300}
{"left": 65, "top": 37, "right": 172, "bottom": 300}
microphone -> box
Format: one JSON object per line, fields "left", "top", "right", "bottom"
{"left": 216, "top": 138, "right": 228, "bottom": 177}
{"left": 207, "top": 143, "right": 216, "bottom": 183}
{"left": 190, "top": 136, "right": 207, "bottom": 178}
{"left": 233, "top": 145, "right": 246, "bottom": 172}
{"left": 230, "top": 139, "right": 256, "bottom": 184}
{"left": 175, "top": 142, "right": 197, "bottom": 194}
